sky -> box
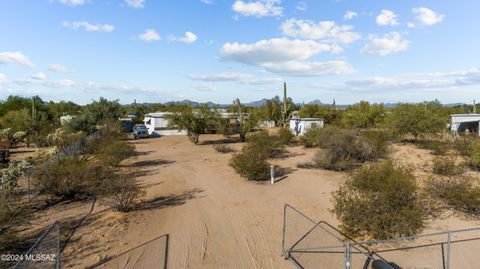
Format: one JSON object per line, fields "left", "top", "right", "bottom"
{"left": 0, "top": 0, "right": 479, "bottom": 105}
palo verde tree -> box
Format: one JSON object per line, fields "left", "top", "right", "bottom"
{"left": 166, "top": 105, "right": 220, "bottom": 144}
{"left": 387, "top": 103, "right": 446, "bottom": 141}
{"left": 342, "top": 101, "right": 386, "bottom": 129}
{"left": 234, "top": 98, "right": 258, "bottom": 142}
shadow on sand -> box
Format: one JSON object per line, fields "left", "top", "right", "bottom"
{"left": 85, "top": 234, "right": 170, "bottom": 269}
{"left": 135, "top": 188, "right": 204, "bottom": 211}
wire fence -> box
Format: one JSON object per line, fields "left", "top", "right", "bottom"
{"left": 282, "top": 204, "right": 480, "bottom": 269}
{"left": 12, "top": 221, "right": 60, "bottom": 269}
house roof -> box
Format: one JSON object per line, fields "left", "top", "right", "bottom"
{"left": 290, "top": 117, "right": 324, "bottom": 121}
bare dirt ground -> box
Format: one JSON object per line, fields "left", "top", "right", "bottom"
{"left": 19, "top": 134, "right": 480, "bottom": 269}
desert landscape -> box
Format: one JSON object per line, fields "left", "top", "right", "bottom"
{"left": 2, "top": 1, "right": 480, "bottom": 268}
{"left": 6, "top": 132, "right": 477, "bottom": 269}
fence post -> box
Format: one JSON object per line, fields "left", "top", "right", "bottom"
{"left": 270, "top": 165, "right": 275, "bottom": 184}
{"left": 344, "top": 241, "right": 351, "bottom": 269}
{"left": 446, "top": 231, "right": 451, "bottom": 269}
{"left": 56, "top": 222, "right": 61, "bottom": 269}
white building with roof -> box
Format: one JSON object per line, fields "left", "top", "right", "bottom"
{"left": 143, "top": 112, "right": 188, "bottom": 136}
{"left": 289, "top": 117, "right": 324, "bottom": 136}
{"left": 450, "top": 114, "right": 480, "bottom": 136}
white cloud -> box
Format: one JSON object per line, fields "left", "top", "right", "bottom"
{"left": 169, "top": 31, "right": 198, "bottom": 44}
{"left": 407, "top": 22, "right": 416, "bottom": 28}
{"left": 296, "top": 1, "right": 307, "bottom": 11}
{"left": 125, "top": 0, "right": 145, "bottom": 8}
{"left": 262, "top": 60, "right": 355, "bottom": 76}
{"left": 281, "top": 18, "right": 361, "bottom": 44}
{"left": 232, "top": 0, "right": 283, "bottom": 17}
{"left": 138, "top": 29, "right": 160, "bottom": 42}
{"left": 0, "top": 73, "right": 7, "bottom": 84}
{"left": 49, "top": 64, "right": 71, "bottom": 73}
{"left": 31, "top": 72, "right": 47, "bottom": 81}
{"left": 220, "top": 37, "right": 353, "bottom": 76}
{"left": 62, "top": 21, "right": 114, "bottom": 32}
{"left": 193, "top": 84, "right": 216, "bottom": 91}
{"left": 376, "top": 10, "right": 399, "bottom": 26}
{"left": 190, "top": 72, "right": 253, "bottom": 81}
{"left": 0, "top": 51, "right": 34, "bottom": 68}
{"left": 361, "top": 32, "right": 409, "bottom": 56}
{"left": 343, "top": 11, "right": 358, "bottom": 20}
{"left": 190, "top": 72, "right": 282, "bottom": 84}
{"left": 200, "top": 0, "right": 213, "bottom": 4}
{"left": 220, "top": 38, "right": 341, "bottom": 66}
{"left": 58, "top": 0, "right": 86, "bottom": 6}
{"left": 412, "top": 7, "right": 444, "bottom": 26}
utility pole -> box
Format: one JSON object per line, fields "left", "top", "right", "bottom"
{"left": 474, "top": 99, "right": 477, "bottom": 114}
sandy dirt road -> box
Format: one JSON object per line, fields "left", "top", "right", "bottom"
{"left": 112, "top": 135, "right": 343, "bottom": 269}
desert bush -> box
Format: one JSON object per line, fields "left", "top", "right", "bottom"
{"left": 426, "top": 177, "right": 480, "bottom": 216}
{"left": 432, "top": 156, "right": 464, "bottom": 176}
{"left": 301, "top": 126, "right": 341, "bottom": 148}
{"left": 356, "top": 130, "right": 389, "bottom": 161}
{"left": 312, "top": 129, "right": 388, "bottom": 171}
{"left": 12, "top": 131, "right": 27, "bottom": 146}
{"left": 470, "top": 140, "right": 480, "bottom": 170}
{"left": 230, "top": 133, "right": 272, "bottom": 180}
{"left": 276, "top": 127, "right": 294, "bottom": 145}
{"left": 454, "top": 136, "right": 475, "bottom": 156}
{"left": 213, "top": 144, "right": 235, "bottom": 153}
{"left": 95, "top": 140, "right": 136, "bottom": 167}
{"left": 100, "top": 174, "right": 144, "bottom": 212}
{"left": 333, "top": 161, "right": 424, "bottom": 239}
{"left": 417, "top": 140, "right": 450, "bottom": 155}
{"left": 34, "top": 157, "right": 109, "bottom": 200}
{"left": 313, "top": 150, "right": 356, "bottom": 171}
{"left": 247, "top": 131, "right": 284, "bottom": 158}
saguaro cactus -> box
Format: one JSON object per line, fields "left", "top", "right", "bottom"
{"left": 282, "top": 82, "right": 291, "bottom": 127}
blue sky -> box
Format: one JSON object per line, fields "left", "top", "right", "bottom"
{"left": 0, "top": 0, "right": 479, "bottom": 104}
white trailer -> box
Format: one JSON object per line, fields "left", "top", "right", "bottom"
{"left": 450, "top": 114, "right": 480, "bottom": 136}
{"left": 143, "top": 112, "right": 187, "bottom": 136}
{"left": 289, "top": 117, "right": 324, "bottom": 136}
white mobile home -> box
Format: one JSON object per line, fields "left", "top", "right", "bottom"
{"left": 450, "top": 114, "right": 480, "bottom": 136}
{"left": 289, "top": 117, "right": 324, "bottom": 136}
{"left": 143, "top": 112, "right": 188, "bottom": 136}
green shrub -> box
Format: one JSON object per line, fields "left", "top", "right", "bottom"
{"left": 230, "top": 143, "right": 270, "bottom": 180}
{"left": 470, "top": 140, "right": 480, "bottom": 170}
{"left": 312, "top": 129, "right": 388, "bottom": 171}
{"left": 432, "top": 156, "right": 464, "bottom": 176}
{"left": 276, "top": 127, "right": 294, "bottom": 145}
{"left": 356, "top": 130, "right": 389, "bottom": 161}
{"left": 333, "top": 161, "right": 424, "bottom": 239}
{"left": 417, "top": 140, "right": 450, "bottom": 155}
{"left": 213, "top": 144, "right": 235, "bottom": 153}
{"left": 426, "top": 177, "right": 480, "bottom": 216}
{"left": 247, "top": 131, "right": 284, "bottom": 158}
{"left": 100, "top": 174, "right": 144, "bottom": 212}
{"left": 301, "top": 126, "right": 341, "bottom": 148}
{"left": 34, "top": 157, "right": 109, "bottom": 200}
{"left": 95, "top": 140, "right": 136, "bottom": 167}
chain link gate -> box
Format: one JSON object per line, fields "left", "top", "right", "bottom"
{"left": 282, "top": 204, "right": 480, "bottom": 269}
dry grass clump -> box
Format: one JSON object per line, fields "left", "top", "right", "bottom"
{"left": 213, "top": 144, "right": 235, "bottom": 153}
{"left": 431, "top": 156, "right": 464, "bottom": 176}
{"left": 426, "top": 176, "right": 480, "bottom": 216}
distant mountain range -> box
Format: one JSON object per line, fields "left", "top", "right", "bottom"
{"left": 140, "top": 99, "right": 468, "bottom": 108}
